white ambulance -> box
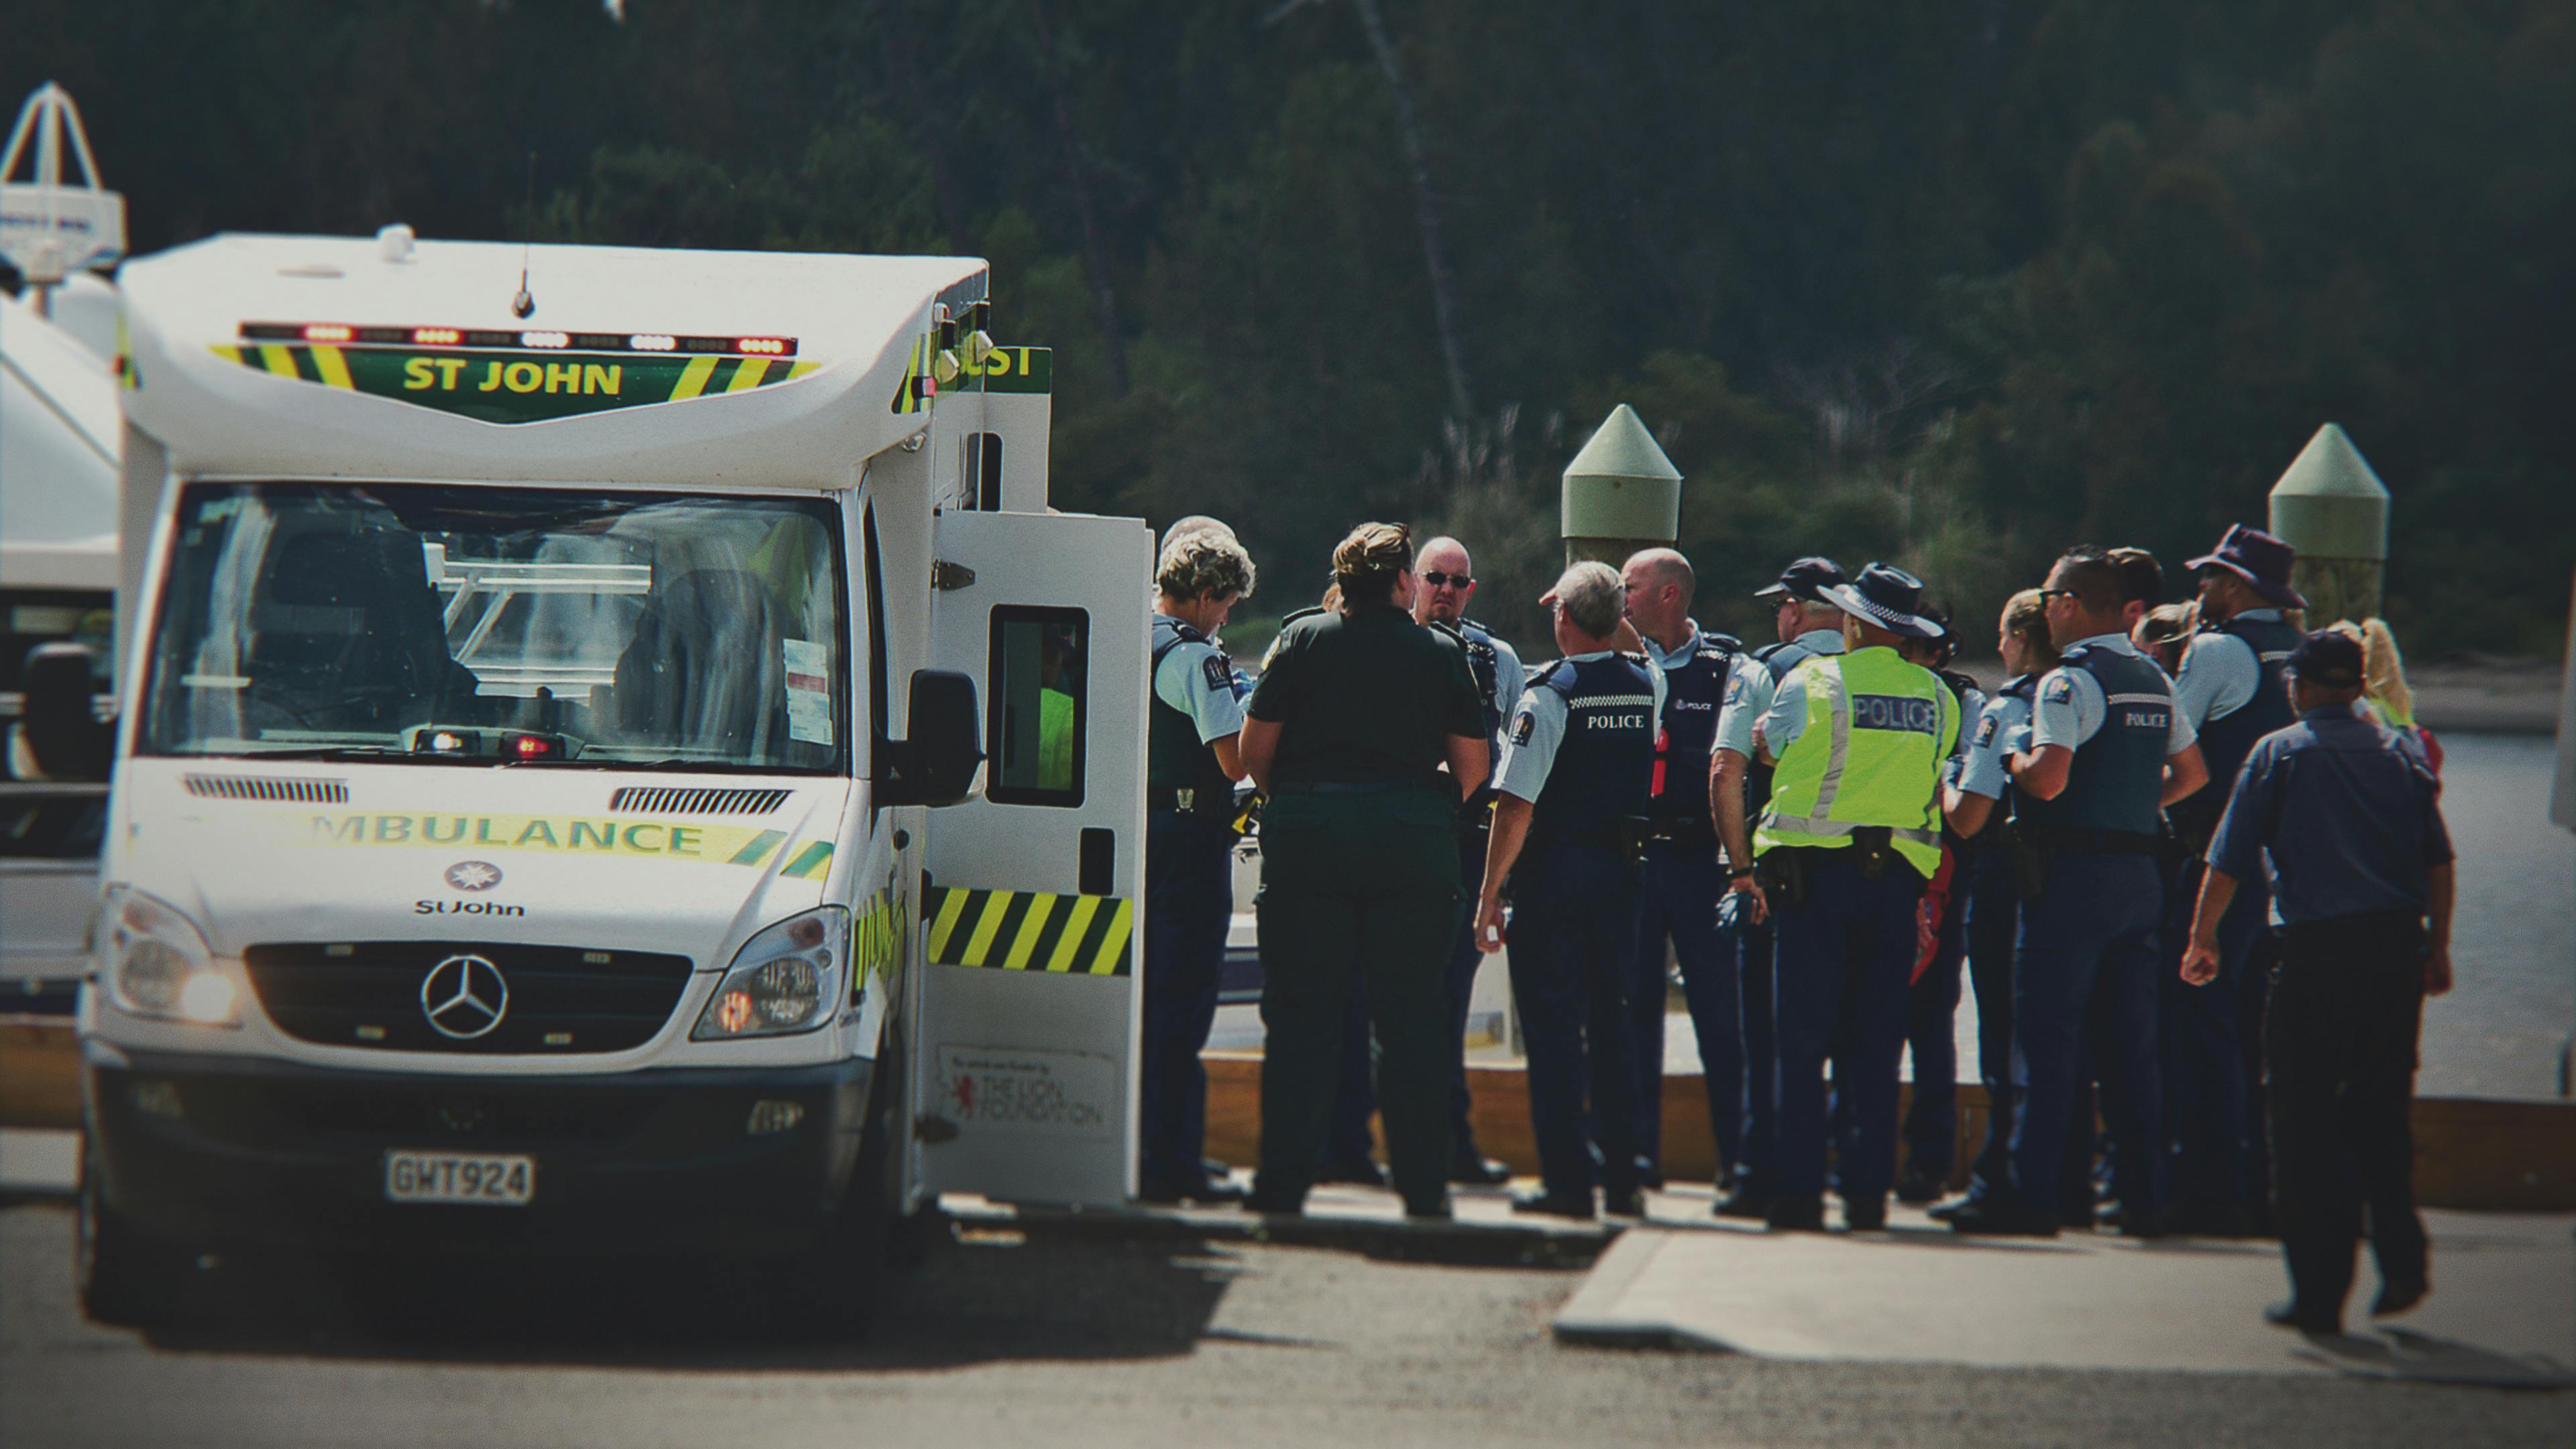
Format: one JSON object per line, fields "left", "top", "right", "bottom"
{"left": 46, "top": 228, "right": 1152, "bottom": 1330}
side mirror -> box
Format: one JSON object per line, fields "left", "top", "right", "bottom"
{"left": 876, "top": 668, "right": 985, "bottom": 808}
{"left": 19, "top": 644, "right": 113, "bottom": 782}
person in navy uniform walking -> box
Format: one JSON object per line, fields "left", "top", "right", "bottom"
{"left": 1140, "top": 528, "right": 1258, "bottom": 1203}
{"left": 2184, "top": 629, "right": 2454, "bottom": 1334}
{"left": 2165, "top": 524, "right": 2306, "bottom": 1235}
{"left": 1617, "top": 547, "right": 1743, "bottom": 1190}
{"left": 1951, "top": 547, "right": 2208, "bottom": 1237}
{"left": 1709, "top": 556, "right": 1849, "bottom": 1219}
{"left": 1474, "top": 561, "right": 1663, "bottom": 1219}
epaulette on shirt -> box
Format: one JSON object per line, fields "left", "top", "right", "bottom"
{"left": 1697, "top": 631, "right": 1745, "bottom": 663}
{"left": 1259, "top": 606, "right": 1328, "bottom": 669}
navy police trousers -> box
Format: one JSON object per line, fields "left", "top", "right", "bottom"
{"left": 1628, "top": 839, "right": 1740, "bottom": 1179}
{"left": 1142, "top": 811, "right": 1234, "bottom": 1189}
{"left": 1507, "top": 841, "right": 1644, "bottom": 1199}
{"left": 1770, "top": 854, "right": 1921, "bottom": 1205}
{"left": 2007, "top": 851, "right": 2167, "bottom": 1220}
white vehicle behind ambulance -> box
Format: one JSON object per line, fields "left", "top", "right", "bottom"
{"left": 37, "top": 228, "right": 1152, "bottom": 1330}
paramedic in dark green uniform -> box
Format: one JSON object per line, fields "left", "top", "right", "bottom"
{"left": 1240, "top": 523, "right": 1491, "bottom": 1218}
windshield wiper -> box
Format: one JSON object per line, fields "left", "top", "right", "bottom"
{"left": 215, "top": 745, "right": 444, "bottom": 763}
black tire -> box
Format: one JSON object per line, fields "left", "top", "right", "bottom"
{"left": 77, "top": 1161, "right": 186, "bottom": 1329}
{"left": 760, "top": 1043, "right": 905, "bottom": 1340}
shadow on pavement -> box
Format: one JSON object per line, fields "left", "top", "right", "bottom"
{"left": 133, "top": 1218, "right": 1241, "bottom": 1371}
{"left": 2294, "top": 1326, "right": 2576, "bottom": 1390}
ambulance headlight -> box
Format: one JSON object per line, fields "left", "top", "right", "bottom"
{"left": 694, "top": 906, "right": 847, "bottom": 1040}
{"left": 103, "top": 888, "right": 239, "bottom": 1027}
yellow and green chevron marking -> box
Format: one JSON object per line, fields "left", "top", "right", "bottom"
{"left": 922, "top": 885, "right": 1132, "bottom": 977}
{"left": 723, "top": 829, "right": 837, "bottom": 879}
{"left": 209, "top": 343, "right": 818, "bottom": 425}
{"left": 852, "top": 889, "right": 908, "bottom": 989}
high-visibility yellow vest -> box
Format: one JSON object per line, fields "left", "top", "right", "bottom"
{"left": 1754, "top": 646, "right": 1956, "bottom": 878}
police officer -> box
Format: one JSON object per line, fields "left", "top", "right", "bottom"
{"left": 1474, "top": 561, "right": 1662, "bottom": 1218}
{"left": 1140, "top": 529, "right": 1258, "bottom": 1204}
{"left": 1931, "top": 589, "right": 2055, "bottom": 1220}
{"left": 2165, "top": 525, "right": 2306, "bottom": 1236}
{"left": 1416, "top": 537, "right": 1521, "bottom": 1183}
{"left": 1240, "top": 523, "right": 1489, "bottom": 1219}
{"left": 1723, "top": 564, "right": 1955, "bottom": 1232}
{"left": 2184, "top": 629, "right": 2454, "bottom": 1334}
{"left": 1891, "top": 605, "right": 1981, "bottom": 1203}
{"left": 1951, "top": 548, "right": 2208, "bottom": 1237}
{"left": 1709, "top": 555, "right": 1849, "bottom": 1219}
{"left": 1615, "top": 547, "right": 1743, "bottom": 1189}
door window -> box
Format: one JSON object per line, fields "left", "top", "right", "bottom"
{"left": 985, "top": 606, "right": 1086, "bottom": 806}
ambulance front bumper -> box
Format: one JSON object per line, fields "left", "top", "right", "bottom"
{"left": 85, "top": 1049, "right": 873, "bottom": 1255}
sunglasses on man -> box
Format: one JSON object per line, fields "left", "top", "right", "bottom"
{"left": 1420, "top": 570, "right": 1472, "bottom": 588}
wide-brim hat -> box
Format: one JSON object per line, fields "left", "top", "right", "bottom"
{"left": 2187, "top": 524, "right": 2306, "bottom": 610}
{"left": 1819, "top": 562, "right": 1942, "bottom": 640}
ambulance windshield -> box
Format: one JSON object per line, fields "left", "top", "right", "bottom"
{"left": 138, "top": 482, "right": 846, "bottom": 773}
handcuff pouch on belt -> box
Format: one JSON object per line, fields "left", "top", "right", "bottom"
{"left": 1848, "top": 825, "right": 1896, "bottom": 882}
{"left": 2007, "top": 822, "right": 2052, "bottom": 900}
{"left": 1756, "top": 847, "right": 1809, "bottom": 910}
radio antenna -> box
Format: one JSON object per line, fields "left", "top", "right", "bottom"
{"left": 511, "top": 150, "right": 537, "bottom": 318}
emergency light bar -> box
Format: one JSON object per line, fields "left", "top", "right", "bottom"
{"left": 237, "top": 322, "right": 798, "bottom": 357}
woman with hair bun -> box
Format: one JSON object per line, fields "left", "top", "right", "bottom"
{"left": 1238, "top": 522, "right": 1492, "bottom": 1218}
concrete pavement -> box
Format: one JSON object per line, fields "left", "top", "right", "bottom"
{"left": 1557, "top": 1202, "right": 2575, "bottom": 1389}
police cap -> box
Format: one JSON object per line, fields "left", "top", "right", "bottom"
{"left": 1754, "top": 556, "right": 1847, "bottom": 603}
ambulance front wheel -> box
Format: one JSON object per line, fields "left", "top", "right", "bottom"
{"left": 763, "top": 1052, "right": 902, "bottom": 1338}
{"left": 77, "top": 1159, "right": 188, "bottom": 1329}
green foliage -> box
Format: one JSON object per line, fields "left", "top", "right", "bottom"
{"left": 13, "top": 0, "right": 2568, "bottom": 659}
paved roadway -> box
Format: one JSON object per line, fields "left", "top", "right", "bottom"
{"left": 5, "top": 1201, "right": 2568, "bottom": 1448}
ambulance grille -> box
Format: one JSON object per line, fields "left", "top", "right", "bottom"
{"left": 608, "top": 786, "right": 788, "bottom": 815}
{"left": 242, "top": 941, "right": 694, "bottom": 1055}
{"left": 184, "top": 773, "right": 349, "bottom": 804}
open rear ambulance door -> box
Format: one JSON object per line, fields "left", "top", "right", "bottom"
{"left": 911, "top": 509, "right": 1150, "bottom": 1208}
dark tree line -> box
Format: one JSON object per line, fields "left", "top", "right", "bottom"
{"left": 12, "top": 0, "right": 2571, "bottom": 655}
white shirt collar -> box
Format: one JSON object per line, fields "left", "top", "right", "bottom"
{"left": 1795, "top": 627, "right": 1848, "bottom": 654}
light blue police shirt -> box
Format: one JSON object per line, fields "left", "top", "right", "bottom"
{"left": 1494, "top": 651, "right": 1666, "bottom": 802}
{"left": 1151, "top": 614, "right": 1246, "bottom": 744}
{"left": 2030, "top": 633, "right": 2197, "bottom": 754}
{"left": 1713, "top": 627, "right": 1845, "bottom": 759}
{"left": 2171, "top": 607, "right": 2285, "bottom": 729}
{"left": 1955, "top": 687, "right": 2033, "bottom": 800}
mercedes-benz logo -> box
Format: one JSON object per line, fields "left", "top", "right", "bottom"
{"left": 445, "top": 861, "right": 502, "bottom": 892}
{"left": 421, "top": 954, "right": 508, "bottom": 1040}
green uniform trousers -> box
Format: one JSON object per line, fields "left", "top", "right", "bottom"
{"left": 1253, "top": 788, "right": 1462, "bottom": 1215}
